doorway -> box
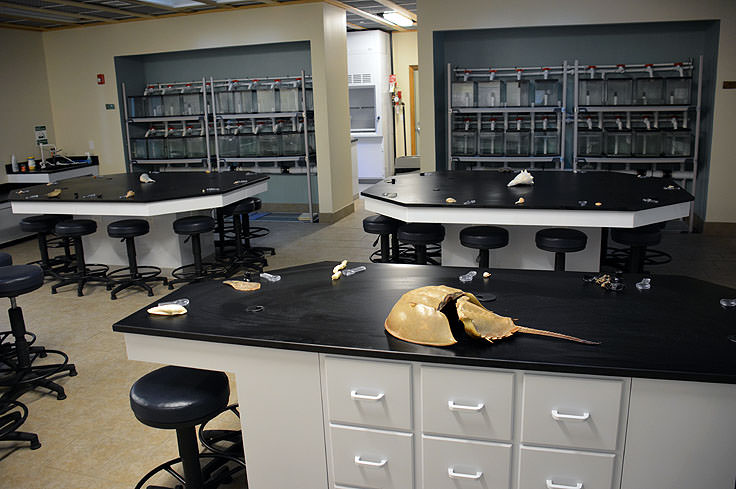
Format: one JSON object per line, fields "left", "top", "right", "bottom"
{"left": 409, "top": 64, "right": 419, "bottom": 155}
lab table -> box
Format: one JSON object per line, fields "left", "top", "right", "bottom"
{"left": 9, "top": 172, "right": 268, "bottom": 268}
{"left": 114, "top": 261, "right": 736, "bottom": 489}
{"left": 361, "top": 171, "right": 693, "bottom": 271}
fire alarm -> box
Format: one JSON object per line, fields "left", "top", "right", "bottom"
{"left": 96, "top": 74, "right": 105, "bottom": 85}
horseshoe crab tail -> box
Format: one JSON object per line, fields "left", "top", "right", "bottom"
{"left": 516, "top": 326, "right": 601, "bottom": 345}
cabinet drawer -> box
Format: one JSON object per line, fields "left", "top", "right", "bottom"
{"left": 421, "top": 365, "right": 513, "bottom": 441}
{"left": 330, "top": 424, "right": 413, "bottom": 489}
{"left": 324, "top": 356, "right": 412, "bottom": 430}
{"left": 423, "top": 435, "right": 512, "bottom": 489}
{"left": 518, "top": 445, "right": 615, "bottom": 489}
{"left": 522, "top": 374, "right": 623, "bottom": 451}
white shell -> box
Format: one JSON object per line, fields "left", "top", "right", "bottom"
{"left": 507, "top": 169, "right": 534, "bottom": 187}
{"left": 332, "top": 270, "right": 342, "bottom": 281}
{"left": 147, "top": 304, "right": 187, "bottom": 316}
{"left": 139, "top": 173, "right": 156, "bottom": 183}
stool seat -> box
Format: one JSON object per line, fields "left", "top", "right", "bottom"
{"left": 55, "top": 219, "right": 97, "bottom": 237}
{"left": 130, "top": 366, "right": 229, "bottom": 429}
{"left": 0, "top": 253, "right": 11, "bottom": 267}
{"left": 232, "top": 198, "right": 257, "bottom": 215}
{"left": 363, "top": 215, "right": 402, "bottom": 235}
{"left": 398, "top": 223, "right": 445, "bottom": 245}
{"left": 173, "top": 216, "right": 215, "bottom": 235}
{"left": 0, "top": 265, "right": 44, "bottom": 298}
{"left": 611, "top": 225, "right": 662, "bottom": 247}
{"left": 19, "top": 215, "right": 68, "bottom": 234}
{"left": 460, "top": 226, "right": 509, "bottom": 249}
{"left": 107, "top": 219, "right": 150, "bottom": 238}
{"left": 535, "top": 228, "right": 587, "bottom": 253}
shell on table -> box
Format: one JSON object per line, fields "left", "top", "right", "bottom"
{"left": 147, "top": 304, "right": 187, "bottom": 316}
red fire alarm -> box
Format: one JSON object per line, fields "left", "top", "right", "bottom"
{"left": 96, "top": 74, "right": 105, "bottom": 85}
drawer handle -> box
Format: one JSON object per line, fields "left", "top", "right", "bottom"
{"left": 448, "top": 467, "right": 483, "bottom": 480}
{"left": 551, "top": 409, "right": 590, "bottom": 421}
{"left": 350, "top": 390, "right": 385, "bottom": 401}
{"left": 448, "top": 400, "right": 485, "bottom": 412}
{"left": 354, "top": 455, "right": 388, "bottom": 468}
{"left": 546, "top": 479, "right": 583, "bottom": 489}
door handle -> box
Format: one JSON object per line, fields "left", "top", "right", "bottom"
{"left": 448, "top": 467, "right": 483, "bottom": 479}
{"left": 354, "top": 455, "right": 387, "bottom": 468}
{"left": 546, "top": 479, "right": 583, "bottom": 489}
{"left": 448, "top": 400, "right": 484, "bottom": 412}
{"left": 350, "top": 390, "right": 385, "bottom": 401}
{"left": 551, "top": 409, "right": 590, "bottom": 421}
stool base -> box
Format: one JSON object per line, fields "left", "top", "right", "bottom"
{"left": 51, "top": 264, "right": 110, "bottom": 297}
{"left": 168, "top": 263, "right": 229, "bottom": 290}
{"left": 0, "top": 401, "right": 41, "bottom": 450}
{"left": 107, "top": 266, "right": 167, "bottom": 300}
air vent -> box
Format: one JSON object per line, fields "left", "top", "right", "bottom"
{"left": 348, "top": 73, "right": 372, "bottom": 85}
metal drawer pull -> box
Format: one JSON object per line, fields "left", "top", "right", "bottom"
{"left": 546, "top": 479, "right": 583, "bottom": 489}
{"left": 350, "top": 390, "right": 385, "bottom": 401}
{"left": 551, "top": 409, "right": 590, "bottom": 421}
{"left": 448, "top": 400, "right": 485, "bottom": 412}
{"left": 448, "top": 467, "right": 483, "bottom": 480}
{"left": 354, "top": 455, "right": 387, "bottom": 468}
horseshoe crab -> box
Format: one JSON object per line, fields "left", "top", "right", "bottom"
{"left": 385, "top": 285, "right": 598, "bottom": 346}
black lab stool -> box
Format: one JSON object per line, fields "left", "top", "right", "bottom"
{"left": 228, "top": 199, "right": 268, "bottom": 275}
{"left": 611, "top": 225, "right": 663, "bottom": 273}
{"left": 130, "top": 366, "right": 245, "bottom": 489}
{"left": 19, "top": 215, "right": 73, "bottom": 275}
{"left": 107, "top": 219, "right": 167, "bottom": 300}
{"left": 363, "top": 215, "right": 402, "bottom": 263}
{"left": 535, "top": 228, "right": 588, "bottom": 272}
{"left": 460, "top": 226, "right": 509, "bottom": 269}
{"left": 0, "top": 265, "right": 76, "bottom": 403}
{"left": 238, "top": 197, "right": 275, "bottom": 258}
{"left": 169, "top": 216, "right": 226, "bottom": 289}
{"left": 397, "top": 223, "right": 445, "bottom": 265}
{"left": 51, "top": 219, "right": 109, "bottom": 296}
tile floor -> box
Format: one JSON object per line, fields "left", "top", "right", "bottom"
{"left": 0, "top": 199, "right": 734, "bottom": 488}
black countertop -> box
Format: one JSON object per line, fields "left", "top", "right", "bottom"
{"left": 113, "top": 262, "right": 736, "bottom": 384}
{"left": 9, "top": 171, "right": 268, "bottom": 203}
{"left": 360, "top": 171, "right": 693, "bottom": 212}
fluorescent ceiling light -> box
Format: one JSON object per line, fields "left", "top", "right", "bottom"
{"left": 382, "top": 11, "right": 413, "bottom": 27}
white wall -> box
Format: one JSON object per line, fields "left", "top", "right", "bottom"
{"left": 391, "top": 31, "right": 418, "bottom": 157}
{"left": 417, "top": 0, "right": 736, "bottom": 224}
{"left": 41, "top": 3, "right": 352, "bottom": 214}
{"left": 0, "top": 28, "right": 55, "bottom": 182}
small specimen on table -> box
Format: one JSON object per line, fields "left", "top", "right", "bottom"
{"left": 445, "top": 197, "right": 457, "bottom": 203}
{"left": 483, "top": 271, "right": 492, "bottom": 278}
{"left": 147, "top": 304, "right": 187, "bottom": 316}
{"left": 125, "top": 190, "right": 135, "bottom": 199}
{"left": 664, "top": 185, "right": 677, "bottom": 191}
{"left": 594, "top": 202, "right": 602, "bottom": 207}
{"left": 385, "top": 285, "right": 599, "bottom": 346}
{"left": 139, "top": 173, "right": 156, "bottom": 183}
{"left": 584, "top": 273, "right": 624, "bottom": 291}
{"left": 223, "top": 280, "right": 261, "bottom": 291}
{"left": 515, "top": 197, "right": 525, "bottom": 205}
{"left": 507, "top": 169, "right": 534, "bottom": 187}
{"left": 46, "top": 188, "right": 61, "bottom": 198}
{"left": 642, "top": 197, "right": 659, "bottom": 204}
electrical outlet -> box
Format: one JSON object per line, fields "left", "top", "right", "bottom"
{"left": 88, "top": 140, "right": 95, "bottom": 150}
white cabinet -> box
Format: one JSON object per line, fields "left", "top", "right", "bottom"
{"left": 330, "top": 424, "right": 413, "bottom": 489}
{"left": 421, "top": 365, "right": 514, "bottom": 441}
{"left": 423, "top": 435, "right": 512, "bottom": 489}
{"left": 324, "top": 356, "right": 412, "bottom": 430}
{"left": 621, "top": 378, "right": 736, "bottom": 489}
{"left": 518, "top": 445, "right": 616, "bottom": 489}
{"left": 522, "top": 374, "right": 624, "bottom": 451}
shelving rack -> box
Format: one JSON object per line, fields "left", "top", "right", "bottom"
{"left": 446, "top": 62, "right": 569, "bottom": 171}
{"left": 572, "top": 58, "right": 702, "bottom": 230}
{"left": 122, "top": 71, "right": 318, "bottom": 221}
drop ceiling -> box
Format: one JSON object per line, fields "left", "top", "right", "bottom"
{"left": 0, "top": 0, "right": 416, "bottom": 31}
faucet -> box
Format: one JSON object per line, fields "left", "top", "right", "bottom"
{"left": 144, "top": 127, "right": 156, "bottom": 138}
{"left": 643, "top": 117, "right": 652, "bottom": 130}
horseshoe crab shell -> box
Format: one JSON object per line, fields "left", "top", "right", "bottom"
{"left": 385, "top": 285, "right": 599, "bottom": 346}
{"left": 384, "top": 285, "right": 482, "bottom": 346}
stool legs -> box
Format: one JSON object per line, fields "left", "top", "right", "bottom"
{"left": 176, "top": 426, "right": 204, "bottom": 489}
{"left": 629, "top": 245, "right": 646, "bottom": 273}
{"left": 415, "top": 244, "right": 428, "bottom": 265}
{"left": 391, "top": 233, "right": 400, "bottom": 262}
{"left": 36, "top": 233, "right": 51, "bottom": 271}
{"left": 478, "top": 249, "right": 490, "bottom": 269}
{"left": 379, "top": 234, "right": 391, "bottom": 263}
{"left": 51, "top": 236, "right": 108, "bottom": 297}
{"left": 1, "top": 302, "right": 76, "bottom": 403}
{"left": 192, "top": 234, "right": 203, "bottom": 276}
{"left": 554, "top": 252, "right": 566, "bottom": 272}
{"left": 108, "top": 237, "right": 166, "bottom": 300}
